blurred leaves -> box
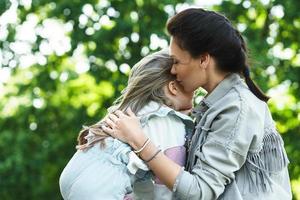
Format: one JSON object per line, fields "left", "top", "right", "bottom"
{"left": 0, "top": 0, "right": 299, "bottom": 199}
{"left": 0, "top": 0, "right": 10, "bottom": 15}
{"left": 0, "top": 0, "right": 183, "bottom": 199}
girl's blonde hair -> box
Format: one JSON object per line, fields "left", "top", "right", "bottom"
{"left": 77, "top": 50, "right": 175, "bottom": 149}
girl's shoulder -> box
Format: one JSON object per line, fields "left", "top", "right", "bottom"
{"left": 138, "top": 101, "right": 194, "bottom": 129}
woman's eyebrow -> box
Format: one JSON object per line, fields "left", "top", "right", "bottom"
{"left": 170, "top": 55, "right": 178, "bottom": 60}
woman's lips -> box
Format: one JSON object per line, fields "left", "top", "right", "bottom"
{"left": 177, "top": 80, "right": 183, "bottom": 85}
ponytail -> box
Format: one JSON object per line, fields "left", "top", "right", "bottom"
{"left": 237, "top": 30, "right": 270, "bottom": 102}
{"left": 243, "top": 66, "right": 270, "bottom": 102}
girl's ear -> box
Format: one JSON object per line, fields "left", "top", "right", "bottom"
{"left": 168, "top": 81, "right": 178, "bottom": 96}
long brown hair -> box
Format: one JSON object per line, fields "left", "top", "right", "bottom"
{"left": 167, "top": 8, "right": 269, "bottom": 102}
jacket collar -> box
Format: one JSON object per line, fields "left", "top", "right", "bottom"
{"left": 192, "top": 73, "right": 243, "bottom": 119}
{"left": 203, "top": 73, "right": 242, "bottom": 106}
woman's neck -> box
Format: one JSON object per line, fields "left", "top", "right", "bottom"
{"left": 203, "top": 72, "right": 230, "bottom": 94}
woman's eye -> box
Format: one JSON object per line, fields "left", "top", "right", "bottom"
{"left": 173, "top": 60, "right": 179, "bottom": 64}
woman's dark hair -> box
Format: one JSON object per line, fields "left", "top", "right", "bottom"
{"left": 167, "top": 8, "right": 269, "bottom": 102}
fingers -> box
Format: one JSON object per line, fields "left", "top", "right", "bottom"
{"left": 101, "top": 125, "right": 115, "bottom": 137}
{"left": 105, "top": 117, "right": 115, "bottom": 129}
{"left": 107, "top": 110, "right": 132, "bottom": 119}
{"left": 108, "top": 113, "right": 119, "bottom": 123}
{"left": 114, "top": 110, "right": 126, "bottom": 118}
{"left": 126, "top": 107, "right": 136, "bottom": 117}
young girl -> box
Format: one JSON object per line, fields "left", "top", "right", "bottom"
{"left": 59, "top": 50, "right": 194, "bottom": 200}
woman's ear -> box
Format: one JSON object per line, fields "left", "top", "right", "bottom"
{"left": 199, "top": 53, "right": 210, "bottom": 69}
{"left": 167, "top": 81, "right": 178, "bottom": 96}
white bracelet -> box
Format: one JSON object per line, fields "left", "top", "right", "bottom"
{"left": 133, "top": 138, "right": 150, "bottom": 154}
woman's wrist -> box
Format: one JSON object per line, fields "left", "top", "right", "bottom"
{"left": 138, "top": 141, "right": 159, "bottom": 162}
{"left": 128, "top": 130, "right": 161, "bottom": 163}
{"left": 129, "top": 130, "right": 148, "bottom": 151}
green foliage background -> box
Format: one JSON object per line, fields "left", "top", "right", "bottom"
{"left": 0, "top": 0, "right": 299, "bottom": 199}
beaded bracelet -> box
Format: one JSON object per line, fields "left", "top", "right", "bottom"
{"left": 145, "top": 149, "right": 162, "bottom": 162}
{"left": 133, "top": 138, "right": 150, "bottom": 154}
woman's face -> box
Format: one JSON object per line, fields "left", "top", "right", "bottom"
{"left": 169, "top": 38, "right": 206, "bottom": 93}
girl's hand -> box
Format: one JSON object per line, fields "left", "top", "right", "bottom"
{"left": 102, "top": 108, "right": 147, "bottom": 150}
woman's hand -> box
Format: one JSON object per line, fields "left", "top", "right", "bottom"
{"left": 102, "top": 108, "right": 147, "bottom": 150}
{"left": 103, "top": 108, "right": 182, "bottom": 189}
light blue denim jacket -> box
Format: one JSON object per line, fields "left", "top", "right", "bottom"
{"left": 173, "top": 74, "right": 292, "bottom": 200}
{"left": 59, "top": 101, "right": 194, "bottom": 200}
{"left": 133, "top": 102, "right": 194, "bottom": 200}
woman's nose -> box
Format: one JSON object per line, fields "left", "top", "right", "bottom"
{"left": 171, "top": 66, "right": 176, "bottom": 75}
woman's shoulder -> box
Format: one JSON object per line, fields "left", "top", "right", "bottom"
{"left": 211, "top": 78, "right": 267, "bottom": 117}
{"left": 201, "top": 74, "right": 266, "bottom": 116}
{"left": 212, "top": 81, "right": 269, "bottom": 131}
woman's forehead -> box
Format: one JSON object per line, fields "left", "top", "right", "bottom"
{"left": 170, "top": 39, "right": 190, "bottom": 60}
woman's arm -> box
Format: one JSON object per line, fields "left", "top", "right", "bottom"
{"left": 138, "top": 140, "right": 182, "bottom": 189}
{"left": 102, "top": 109, "right": 181, "bottom": 189}
{"left": 103, "top": 109, "right": 217, "bottom": 200}
{"left": 103, "top": 102, "right": 257, "bottom": 199}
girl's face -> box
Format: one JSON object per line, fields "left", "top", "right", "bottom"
{"left": 173, "top": 81, "right": 194, "bottom": 111}
{"left": 164, "top": 80, "right": 194, "bottom": 111}
{"left": 170, "top": 38, "right": 206, "bottom": 93}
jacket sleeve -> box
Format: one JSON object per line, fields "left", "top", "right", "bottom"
{"left": 135, "top": 114, "right": 188, "bottom": 200}
{"left": 173, "top": 98, "right": 264, "bottom": 199}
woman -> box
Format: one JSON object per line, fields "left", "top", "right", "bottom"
{"left": 102, "top": 8, "right": 292, "bottom": 200}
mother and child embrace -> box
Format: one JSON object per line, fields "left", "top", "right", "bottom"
{"left": 59, "top": 8, "right": 292, "bottom": 200}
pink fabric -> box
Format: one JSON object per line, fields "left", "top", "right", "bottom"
{"left": 124, "top": 194, "right": 133, "bottom": 200}
{"left": 155, "top": 146, "right": 186, "bottom": 184}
